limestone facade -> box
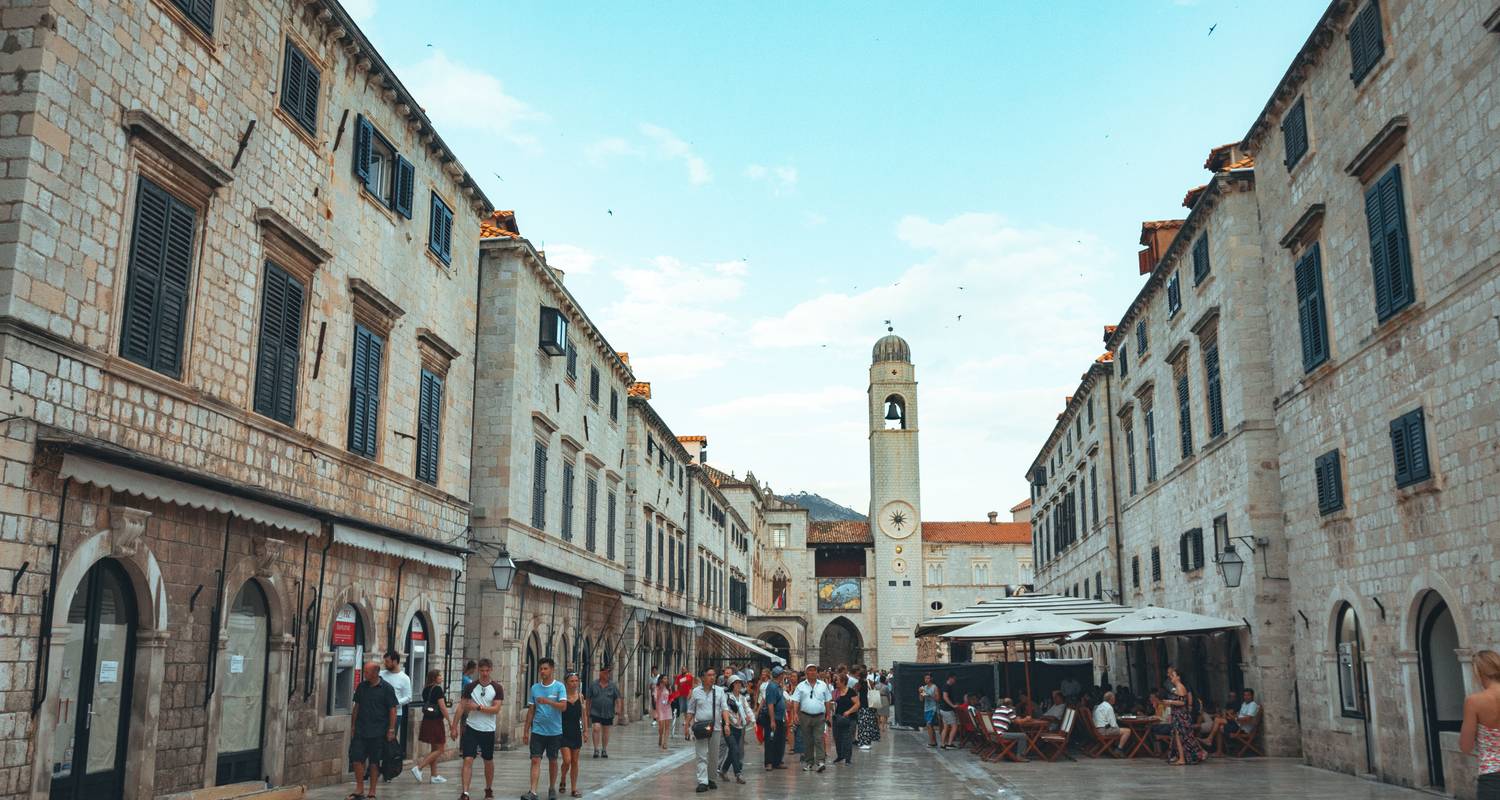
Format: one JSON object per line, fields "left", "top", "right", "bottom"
{"left": 0, "top": 0, "right": 487, "bottom": 796}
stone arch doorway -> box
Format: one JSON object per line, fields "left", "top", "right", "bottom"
{"left": 1416, "top": 591, "right": 1463, "bottom": 789}
{"left": 215, "top": 580, "right": 270, "bottom": 786}
{"left": 759, "top": 632, "right": 792, "bottom": 666}
{"left": 819, "top": 617, "right": 862, "bottom": 669}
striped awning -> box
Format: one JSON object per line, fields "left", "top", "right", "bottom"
{"left": 525, "top": 572, "right": 583, "bottom": 599}
{"left": 702, "top": 626, "right": 787, "bottom": 665}
{"left": 332, "top": 524, "right": 464, "bottom": 572}
{"left": 915, "top": 593, "right": 1136, "bottom": 637}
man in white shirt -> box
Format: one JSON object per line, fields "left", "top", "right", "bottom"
{"left": 790, "top": 664, "right": 833, "bottom": 772}
{"left": 1092, "top": 691, "right": 1131, "bottom": 754}
{"left": 684, "top": 667, "right": 729, "bottom": 793}
{"left": 453, "top": 657, "right": 501, "bottom": 799}
{"left": 379, "top": 648, "right": 413, "bottom": 781}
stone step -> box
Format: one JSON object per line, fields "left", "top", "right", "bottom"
{"left": 158, "top": 783, "right": 305, "bottom": 800}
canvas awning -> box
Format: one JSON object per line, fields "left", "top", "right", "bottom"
{"left": 943, "top": 608, "right": 1100, "bottom": 642}
{"left": 62, "top": 453, "right": 319, "bottom": 536}
{"left": 332, "top": 524, "right": 465, "bottom": 571}
{"left": 915, "top": 593, "right": 1134, "bottom": 637}
{"left": 524, "top": 572, "right": 583, "bottom": 599}
{"left": 1086, "top": 606, "right": 1246, "bottom": 640}
{"left": 702, "top": 625, "right": 787, "bottom": 665}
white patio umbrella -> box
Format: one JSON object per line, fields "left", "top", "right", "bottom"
{"left": 1090, "top": 606, "right": 1245, "bottom": 639}
{"left": 944, "top": 608, "right": 1101, "bottom": 699}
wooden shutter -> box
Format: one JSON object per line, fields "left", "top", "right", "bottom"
{"left": 1316, "top": 450, "right": 1344, "bottom": 514}
{"left": 1204, "top": 340, "right": 1224, "bottom": 438}
{"left": 1176, "top": 370, "right": 1193, "bottom": 458}
{"left": 1119, "top": 346, "right": 1129, "bottom": 377}
{"left": 1151, "top": 547, "right": 1161, "bottom": 582}
{"left": 561, "top": 462, "right": 575, "bottom": 540}
{"left": 1193, "top": 236, "right": 1210, "bottom": 284}
{"left": 394, "top": 155, "right": 415, "bottom": 218}
{"left": 253, "top": 261, "right": 304, "bottom": 425}
{"left": 1295, "top": 245, "right": 1329, "bottom": 370}
{"left": 1191, "top": 529, "right": 1204, "bottom": 570}
{"left": 429, "top": 194, "right": 453, "bottom": 264}
{"left": 1282, "top": 98, "right": 1308, "bottom": 169}
{"left": 281, "top": 43, "right": 305, "bottom": 126}
{"left": 1136, "top": 320, "right": 1147, "bottom": 354}
{"left": 607, "top": 491, "right": 617, "bottom": 560}
{"left": 353, "top": 115, "right": 373, "bottom": 184}
{"left": 1365, "top": 166, "right": 1413, "bottom": 320}
{"left": 531, "top": 442, "right": 548, "bottom": 529}
{"left": 586, "top": 476, "right": 599, "bottom": 551}
{"left": 1131, "top": 556, "right": 1140, "bottom": 588}
{"left": 1179, "top": 532, "right": 1190, "bottom": 572}
{"left": 645, "top": 521, "right": 653, "bottom": 579}
{"left": 348, "top": 325, "right": 383, "bottom": 457}
{"left": 1167, "top": 273, "right": 1181, "bottom": 316}
{"left": 173, "top": 0, "right": 215, "bottom": 34}
{"left": 1348, "top": 0, "right": 1384, "bottom": 84}
{"left": 416, "top": 369, "right": 443, "bottom": 484}
{"left": 1393, "top": 408, "right": 1430, "bottom": 486}
{"left": 121, "top": 177, "right": 196, "bottom": 378}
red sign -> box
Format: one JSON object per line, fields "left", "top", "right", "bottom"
{"left": 332, "top": 621, "right": 356, "bottom": 646}
{"left": 410, "top": 630, "right": 425, "bottom": 641}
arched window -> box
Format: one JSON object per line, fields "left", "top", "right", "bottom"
{"left": 883, "top": 394, "right": 907, "bottom": 430}
{"left": 328, "top": 604, "right": 365, "bottom": 714}
{"left": 1335, "top": 604, "right": 1366, "bottom": 718}
{"left": 525, "top": 632, "right": 541, "bottom": 702}
{"left": 771, "top": 571, "right": 789, "bottom": 610}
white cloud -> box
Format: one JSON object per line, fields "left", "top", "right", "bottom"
{"left": 402, "top": 51, "right": 546, "bottom": 150}
{"left": 543, "top": 243, "right": 598, "bottom": 276}
{"left": 343, "top": 0, "right": 377, "bottom": 24}
{"left": 744, "top": 163, "right": 799, "bottom": 193}
{"left": 640, "top": 123, "right": 712, "bottom": 185}
{"left": 585, "top": 137, "right": 639, "bottom": 165}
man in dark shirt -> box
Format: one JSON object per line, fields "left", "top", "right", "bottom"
{"left": 349, "top": 659, "right": 398, "bottom": 799}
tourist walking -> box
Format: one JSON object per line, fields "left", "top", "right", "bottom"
{"left": 378, "top": 649, "right": 413, "bottom": 782}
{"left": 557, "top": 671, "right": 587, "bottom": 799}
{"left": 685, "top": 667, "right": 729, "bottom": 793}
{"left": 347, "top": 660, "right": 397, "bottom": 800}
{"left": 587, "top": 665, "right": 622, "bottom": 758}
{"left": 761, "top": 666, "right": 788, "bottom": 770}
{"left": 830, "top": 667, "right": 861, "bottom": 765}
{"left": 791, "top": 664, "right": 833, "bottom": 772}
{"left": 411, "top": 668, "right": 451, "bottom": 784}
{"left": 920, "top": 673, "right": 940, "bottom": 746}
{"left": 854, "top": 666, "right": 879, "bottom": 749}
{"left": 1163, "top": 666, "right": 1206, "bottom": 766}
{"left": 453, "top": 657, "right": 501, "bottom": 800}
{"left": 523, "top": 657, "right": 569, "bottom": 800}
{"left": 1461, "top": 650, "right": 1500, "bottom": 799}
{"left": 718, "top": 678, "right": 753, "bottom": 784}
{"left": 877, "top": 670, "right": 893, "bottom": 734}
{"left": 653, "top": 674, "right": 674, "bottom": 750}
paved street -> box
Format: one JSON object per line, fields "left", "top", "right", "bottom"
{"left": 307, "top": 722, "right": 1434, "bottom": 800}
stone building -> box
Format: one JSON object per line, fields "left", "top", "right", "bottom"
{"left": 1243, "top": 0, "right": 1500, "bottom": 793}
{"left": 917, "top": 519, "right": 1033, "bottom": 662}
{"left": 0, "top": 0, "right": 488, "bottom": 796}
{"left": 711, "top": 468, "right": 813, "bottom": 667}
{"left": 469, "top": 224, "right": 635, "bottom": 743}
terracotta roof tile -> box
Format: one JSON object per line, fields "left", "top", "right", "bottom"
{"left": 1096, "top": 351, "right": 1115, "bottom": 364}
{"left": 480, "top": 210, "right": 520, "bottom": 239}
{"left": 677, "top": 435, "right": 707, "bottom": 443}
{"left": 628, "top": 382, "right": 651, "bottom": 399}
{"left": 922, "top": 521, "right": 1031, "bottom": 544}
{"left": 808, "top": 521, "right": 872, "bottom": 545}
{"left": 1183, "top": 184, "right": 1208, "bottom": 209}
{"left": 617, "top": 352, "right": 630, "bottom": 365}
{"left": 1008, "top": 498, "right": 1032, "bottom": 513}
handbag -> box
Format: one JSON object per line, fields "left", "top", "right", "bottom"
{"left": 379, "top": 738, "right": 404, "bottom": 781}
{"left": 691, "top": 688, "right": 719, "bottom": 739}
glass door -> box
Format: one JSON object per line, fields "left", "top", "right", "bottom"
{"left": 216, "top": 582, "right": 269, "bottom": 785}
{"left": 50, "top": 560, "right": 136, "bottom": 800}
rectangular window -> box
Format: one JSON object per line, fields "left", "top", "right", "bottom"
{"left": 1131, "top": 556, "right": 1140, "bottom": 589}
{"left": 1295, "top": 244, "right": 1331, "bottom": 371}
{"left": 610, "top": 389, "right": 619, "bottom": 421}
{"left": 590, "top": 366, "right": 601, "bottom": 403}
{"left": 1203, "top": 336, "right": 1225, "bottom": 438}
{"left": 1212, "top": 515, "right": 1230, "bottom": 558}
{"left": 1087, "top": 396, "right": 1095, "bottom": 426}
{"left": 1315, "top": 449, "right": 1345, "bottom": 515}
{"left": 1090, "top": 466, "right": 1099, "bottom": 524}
{"left": 1175, "top": 360, "right": 1194, "bottom": 459}
{"left": 1167, "top": 273, "right": 1182, "bottom": 317}
{"left": 539, "top": 306, "right": 568, "bottom": 356}
{"left": 565, "top": 340, "right": 578, "bottom": 379}
{"left": 1078, "top": 479, "right": 1087, "bottom": 532}
{"left": 1365, "top": 165, "right": 1415, "bottom": 322}
{"left": 428, "top": 193, "right": 453, "bottom": 264}
{"left": 1178, "top": 528, "right": 1204, "bottom": 571}
{"left": 585, "top": 476, "right": 599, "bottom": 551}
{"left": 668, "top": 536, "right": 676, "bottom": 591}
{"left": 1390, "top": 407, "right": 1431, "bottom": 487}
{"left": 1094, "top": 571, "right": 1103, "bottom": 600}
{"left": 1282, "top": 97, "right": 1309, "bottom": 170}
{"left": 121, "top": 176, "right": 196, "bottom": 379}
{"left": 346, "top": 324, "right": 384, "bottom": 458}
{"left": 1192, "top": 235, "right": 1211, "bottom": 285}
{"left": 1125, "top": 422, "right": 1139, "bottom": 495}
{"left": 1135, "top": 320, "right": 1148, "bottom": 355}
{"left": 645, "top": 520, "right": 654, "bottom": 580}
{"left": 772, "top": 527, "right": 788, "bottom": 548}
{"left": 561, "top": 462, "right": 576, "bottom": 541}
{"left": 657, "top": 527, "right": 665, "bottom": 585}
{"left": 927, "top": 562, "right": 944, "bottom": 585}
{"left": 1150, "top": 546, "right": 1162, "bottom": 583}
{"left": 1348, "top": 0, "right": 1385, "bottom": 85}
{"left": 171, "top": 0, "right": 214, "bottom": 34}
{"left": 414, "top": 369, "right": 443, "bottom": 485}
{"left": 280, "top": 40, "right": 320, "bottom": 135}
{"left": 252, "top": 261, "right": 305, "bottom": 425}
{"left": 607, "top": 491, "right": 617, "bottom": 560}
{"left": 530, "top": 442, "right": 548, "bottom": 530}
{"left": 1144, "top": 405, "right": 1159, "bottom": 483}
{"left": 1118, "top": 346, "right": 1129, "bottom": 378}
{"left": 352, "top": 115, "right": 413, "bottom": 217}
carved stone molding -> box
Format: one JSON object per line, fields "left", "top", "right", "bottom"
{"left": 109, "top": 506, "right": 152, "bottom": 558}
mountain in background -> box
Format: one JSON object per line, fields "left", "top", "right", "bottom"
{"left": 779, "top": 491, "right": 867, "bottom": 522}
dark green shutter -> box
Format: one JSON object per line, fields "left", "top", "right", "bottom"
{"left": 1177, "top": 372, "right": 1193, "bottom": 458}
{"left": 416, "top": 369, "right": 443, "bottom": 484}
{"left": 348, "top": 324, "right": 383, "bottom": 458}
{"left": 429, "top": 194, "right": 453, "bottom": 264}
{"left": 1282, "top": 98, "right": 1308, "bottom": 169}
{"left": 253, "top": 261, "right": 303, "bottom": 425}
{"left": 1204, "top": 341, "right": 1225, "bottom": 438}
{"left": 1192, "top": 236, "right": 1210, "bottom": 284}
{"left": 607, "top": 491, "right": 617, "bottom": 560}
{"left": 561, "top": 462, "right": 575, "bottom": 541}
{"left": 1393, "top": 408, "right": 1430, "bottom": 487}
{"left": 394, "top": 156, "right": 415, "bottom": 218}
{"left": 353, "top": 115, "right": 373, "bottom": 184}
{"left": 1316, "top": 449, "right": 1344, "bottom": 514}
{"left": 1348, "top": 1, "right": 1384, "bottom": 84}
{"left": 586, "top": 476, "right": 599, "bottom": 551}
{"left": 1365, "top": 166, "right": 1413, "bottom": 321}
{"left": 531, "top": 443, "right": 548, "bottom": 529}
{"left": 281, "top": 43, "right": 305, "bottom": 126}
{"left": 1191, "top": 529, "right": 1204, "bottom": 569}
{"left": 172, "top": 0, "right": 215, "bottom": 34}
{"left": 1296, "top": 245, "right": 1329, "bottom": 370}
{"left": 121, "top": 176, "right": 195, "bottom": 379}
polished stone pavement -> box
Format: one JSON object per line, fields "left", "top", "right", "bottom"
{"left": 307, "top": 721, "right": 1432, "bottom": 799}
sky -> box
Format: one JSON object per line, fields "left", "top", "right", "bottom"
{"left": 347, "top": 0, "right": 1326, "bottom": 519}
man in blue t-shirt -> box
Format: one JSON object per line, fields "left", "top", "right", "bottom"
{"left": 523, "top": 657, "right": 569, "bottom": 800}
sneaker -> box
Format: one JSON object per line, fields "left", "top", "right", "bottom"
{"left": 735, "top": 776, "right": 745, "bottom": 785}
{"left": 696, "top": 786, "right": 709, "bottom": 794}
{"left": 520, "top": 794, "right": 537, "bottom": 800}
{"left": 592, "top": 750, "right": 599, "bottom": 759}
{"left": 431, "top": 775, "right": 448, "bottom": 783}
{"left": 548, "top": 789, "right": 557, "bottom": 800}
{"left": 411, "top": 767, "right": 424, "bottom": 783}
{"left": 816, "top": 762, "right": 826, "bottom": 773}
{"left": 802, "top": 763, "right": 811, "bottom": 772}
{"left": 601, "top": 750, "right": 609, "bottom": 758}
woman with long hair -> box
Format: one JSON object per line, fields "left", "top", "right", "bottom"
{"left": 854, "top": 666, "right": 879, "bottom": 749}
{"left": 653, "top": 673, "right": 675, "bottom": 750}
{"left": 1461, "top": 650, "right": 1500, "bottom": 799}
{"left": 411, "top": 668, "right": 451, "bottom": 784}
{"left": 1162, "top": 666, "right": 1206, "bottom": 765}
{"left": 558, "top": 671, "right": 588, "bottom": 798}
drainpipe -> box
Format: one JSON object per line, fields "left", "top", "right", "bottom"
{"left": 388, "top": 559, "right": 406, "bottom": 652}
{"left": 444, "top": 569, "right": 459, "bottom": 693}
{"left": 304, "top": 530, "right": 333, "bottom": 701}
{"left": 290, "top": 536, "right": 309, "bottom": 699}
{"left": 204, "top": 515, "right": 233, "bottom": 706}
{"left": 32, "top": 477, "right": 70, "bottom": 714}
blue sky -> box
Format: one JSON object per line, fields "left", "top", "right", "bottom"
{"left": 348, "top": 0, "right": 1326, "bottom": 519}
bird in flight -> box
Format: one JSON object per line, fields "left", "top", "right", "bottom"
{"left": 1208, "top": 23, "right": 1218, "bottom": 35}
{"left": 607, "top": 209, "right": 613, "bottom": 216}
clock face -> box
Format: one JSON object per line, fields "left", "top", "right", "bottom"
{"left": 878, "top": 500, "right": 917, "bottom": 539}
{"left": 892, "top": 557, "right": 908, "bottom": 574}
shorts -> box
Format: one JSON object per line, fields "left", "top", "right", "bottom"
{"left": 924, "top": 708, "right": 937, "bottom": 725}
{"left": 460, "top": 727, "right": 496, "bottom": 761}
{"left": 939, "top": 709, "right": 958, "bottom": 726}
{"left": 348, "top": 735, "right": 385, "bottom": 768}
{"left": 1477, "top": 773, "right": 1500, "bottom": 800}
{"left": 590, "top": 715, "right": 614, "bottom": 727}
{"left": 1098, "top": 727, "right": 1123, "bottom": 738}
{"left": 529, "top": 733, "right": 562, "bottom": 760}
{"left": 562, "top": 730, "right": 583, "bottom": 750}
{"left": 419, "top": 718, "right": 447, "bottom": 746}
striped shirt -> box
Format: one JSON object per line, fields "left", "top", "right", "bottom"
{"left": 991, "top": 705, "right": 1015, "bottom": 733}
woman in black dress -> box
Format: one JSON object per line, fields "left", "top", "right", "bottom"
{"left": 854, "top": 666, "right": 879, "bottom": 748}
{"left": 831, "top": 668, "right": 862, "bottom": 765}
{"left": 558, "top": 671, "right": 589, "bottom": 797}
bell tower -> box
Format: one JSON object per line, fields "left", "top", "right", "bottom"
{"left": 869, "top": 332, "right": 922, "bottom": 665}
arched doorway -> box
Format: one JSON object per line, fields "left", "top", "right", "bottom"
{"left": 50, "top": 559, "right": 137, "bottom": 800}
{"left": 327, "top": 604, "right": 365, "bottom": 715}
{"left": 1335, "top": 603, "right": 1373, "bottom": 774}
{"left": 819, "top": 617, "right": 862, "bottom": 669}
{"left": 759, "top": 632, "right": 791, "bottom": 665}
{"left": 525, "top": 633, "right": 542, "bottom": 698}
{"left": 1417, "top": 592, "right": 1463, "bottom": 789}
{"left": 216, "top": 581, "right": 270, "bottom": 785}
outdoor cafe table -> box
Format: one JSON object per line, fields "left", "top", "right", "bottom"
{"left": 1118, "top": 716, "right": 1159, "bottom": 758}
{"left": 1016, "top": 718, "right": 1051, "bottom": 751}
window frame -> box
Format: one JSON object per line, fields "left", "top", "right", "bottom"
{"left": 1335, "top": 603, "right": 1367, "bottom": 718}
{"left": 428, "top": 192, "right": 454, "bottom": 265}
{"left": 346, "top": 323, "right": 385, "bottom": 459}
{"left": 251, "top": 259, "right": 306, "bottom": 427}
{"left": 279, "top": 38, "right": 321, "bottom": 136}
{"left": 1390, "top": 407, "right": 1431, "bottom": 488}
{"left": 1347, "top": 0, "right": 1386, "bottom": 86}
{"left": 1315, "top": 449, "right": 1345, "bottom": 515}
{"left": 1282, "top": 97, "right": 1309, "bottom": 170}
{"left": 1192, "top": 235, "right": 1211, "bottom": 285}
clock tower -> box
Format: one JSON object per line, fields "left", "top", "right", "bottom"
{"left": 869, "top": 332, "right": 922, "bottom": 665}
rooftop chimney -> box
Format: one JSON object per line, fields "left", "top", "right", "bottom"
{"left": 987, "top": 511, "right": 999, "bottom": 524}
{"left": 1137, "top": 220, "right": 1185, "bottom": 275}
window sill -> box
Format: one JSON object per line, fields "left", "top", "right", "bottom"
{"left": 360, "top": 188, "right": 399, "bottom": 223}
{"left": 1192, "top": 272, "right": 1216, "bottom": 293}
{"left": 1368, "top": 299, "right": 1424, "bottom": 342}
{"left": 425, "top": 247, "right": 455, "bottom": 276}
{"left": 1395, "top": 474, "right": 1442, "bottom": 501}
{"left": 274, "top": 106, "right": 322, "bottom": 153}
{"left": 1285, "top": 148, "right": 1316, "bottom": 181}
{"left": 1319, "top": 507, "right": 1352, "bottom": 525}
{"left": 150, "top": 0, "right": 218, "bottom": 57}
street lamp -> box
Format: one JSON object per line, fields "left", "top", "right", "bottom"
{"left": 490, "top": 546, "right": 517, "bottom": 592}
{"left": 1219, "top": 544, "right": 1246, "bottom": 589}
